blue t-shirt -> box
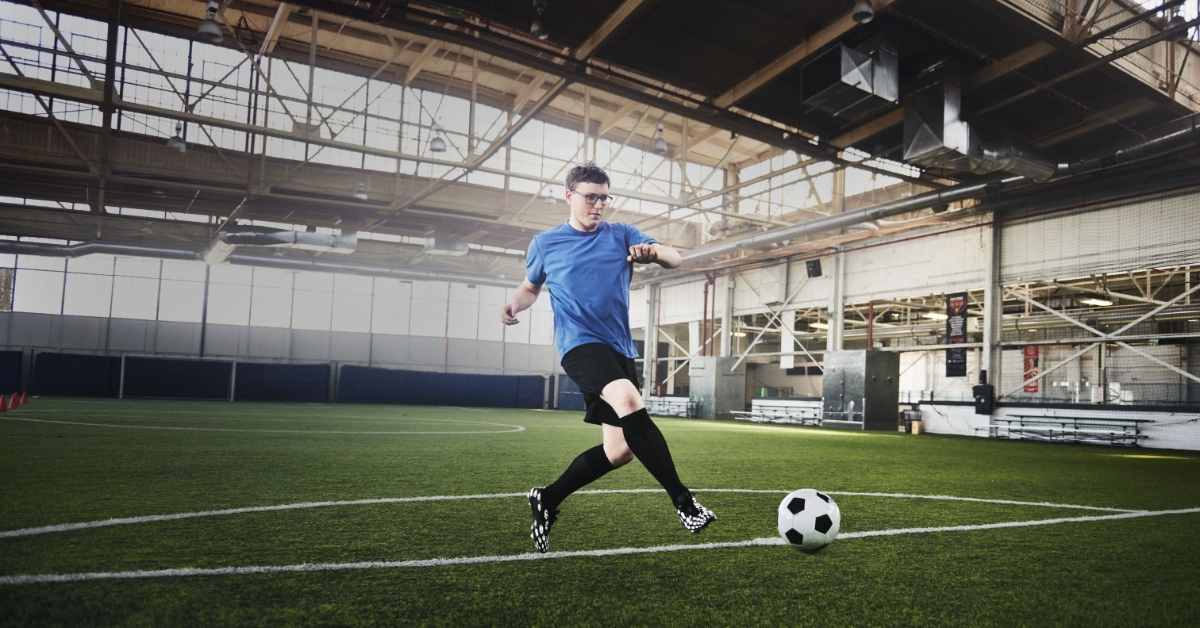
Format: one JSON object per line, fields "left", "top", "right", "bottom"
{"left": 526, "top": 221, "right": 657, "bottom": 360}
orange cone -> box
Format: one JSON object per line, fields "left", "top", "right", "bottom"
{"left": 19, "top": 391, "right": 27, "bottom": 405}
{"left": 0, "top": 395, "right": 7, "bottom": 413}
{"left": 8, "top": 393, "right": 15, "bottom": 409}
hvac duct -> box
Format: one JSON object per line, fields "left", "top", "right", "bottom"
{"left": 0, "top": 240, "right": 199, "bottom": 261}
{"left": 217, "top": 227, "right": 358, "bottom": 254}
{"left": 903, "top": 73, "right": 1057, "bottom": 182}
{"left": 0, "top": 240, "right": 521, "bottom": 288}
{"left": 682, "top": 111, "right": 1200, "bottom": 266}
{"left": 226, "top": 252, "right": 522, "bottom": 288}
{"left": 801, "top": 32, "right": 898, "bottom": 123}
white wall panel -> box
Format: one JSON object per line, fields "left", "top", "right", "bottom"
{"left": 1002, "top": 189, "right": 1200, "bottom": 283}
{"left": 843, "top": 228, "right": 988, "bottom": 303}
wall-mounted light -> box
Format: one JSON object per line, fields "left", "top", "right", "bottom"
{"left": 1080, "top": 297, "right": 1113, "bottom": 307}
{"left": 166, "top": 122, "right": 187, "bottom": 152}
{"left": 197, "top": 1, "right": 224, "bottom": 44}
{"left": 651, "top": 122, "right": 668, "bottom": 156}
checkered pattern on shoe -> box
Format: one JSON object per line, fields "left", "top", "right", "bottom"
{"left": 675, "top": 492, "right": 716, "bottom": 533}
{"left": 528, "top": 487, "right": 558, "bottom": 553}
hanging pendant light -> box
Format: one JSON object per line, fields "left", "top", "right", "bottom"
{"left": 531, "top": 0, "right": 550, "bottom": 40}
{"left": 852, "top": 0, "right": 874, "bottom": 24}
{"left": 196, "top": 1, "right": 224, "bottom": 44}
{"left": 166, "top": 122, "right": 187, "bottom": 152}
{"left": 651, "top": 122, "right": 668, "bottom": 156}
{"left": 353, "top": 182, "right": 369, "bottom": 200}
{"left": 430, "top": 123, "right": 447, "bottom": 153}
{"left": 1167, "top": 11, "right": 1188, "bottom": 41}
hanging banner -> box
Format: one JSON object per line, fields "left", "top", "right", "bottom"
{"left": 1023, "top": 345, "right": 1040, "bottom": 392}
{"left": 945, "top": 292, "right": 968, "bottom": 377}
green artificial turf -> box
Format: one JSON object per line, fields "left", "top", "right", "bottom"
{"left": 1, "top": 398, "right": 1198, "bottom": 627}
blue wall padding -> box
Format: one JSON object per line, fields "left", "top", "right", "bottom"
{"left": 123, "top": 357, "right": 232, "bottom": 400}
{"left": 0, "top": 351, "right": 21, "bottom": 394}
{"left": 236, "top": 363, "right": 329, "bottom": 403}
{"left": 339, "top": 365, "right": 545, "bottom": 408}
{"left": 31, "top": 353, "right": 121, "bottom": 397}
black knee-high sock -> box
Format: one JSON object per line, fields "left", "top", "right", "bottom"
{"left": 620, "top": 408, "right": 689, "bottom": 505}
{"left": 542, "top": 444, "right": 615, "bottom": 511}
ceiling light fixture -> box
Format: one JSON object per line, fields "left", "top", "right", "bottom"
{"left": 430, "top": 123, "right": 447, "bottom": 153}
{"left": 922, "top": 312, "right": 949, "bottom": 320}
{"left": 810, "top": 322, "right": 830, "bottom": 330}
{"left": 166, "top": 122, "right": 187, "bottom": 152}
{"left": 196, "top": 1, "right": 224, "bottom": 44}
{"left": 531, "top": 0, "right": 550, "bottom": 40}
{"left": 543, "top": 188, "right": 557, "bottom": 204}
{"left": 852, "top": 0, "right": 874, "bottom": 24}
{"left": 1080, "top": 297, "right": 1113, "bottom": 307}
{"left": 651, "top": 123, "right": 668, "bottom": 156}
{"left": 353, "top": 183, "right": 368, "bottom": 201}
{"left": 732, "top": 331, "right": 747, "bottom": 337}
{"left": 1167, "top": 10, "right": 1188, "bottom": 41}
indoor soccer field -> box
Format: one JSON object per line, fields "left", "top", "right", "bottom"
{"left": 2, "top": 398, "right": 1198, "bottom": 626}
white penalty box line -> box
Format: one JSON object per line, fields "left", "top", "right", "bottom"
{"left": 3, "top": 506, "right": 1198, "bottom": 586}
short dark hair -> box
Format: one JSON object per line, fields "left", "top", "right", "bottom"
{"left": 565, "top": 160, "right": 610, "bottom": 191}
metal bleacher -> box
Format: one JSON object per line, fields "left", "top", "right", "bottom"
{"left": 732, "top": 398, "right": 824, "bottom": 426}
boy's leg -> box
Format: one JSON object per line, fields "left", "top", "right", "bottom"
{"left": 600, "top": 379, "right": 715, "bottom": 532}
{"left": 600, "top": 378, "right": 687, "bottom": 503}
{"left": 541, "top": 425, "right": 633, "bottom": 511}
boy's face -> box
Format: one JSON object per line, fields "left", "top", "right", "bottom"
{"left": 566, "top": 181, "right": 611, "bottom": 231}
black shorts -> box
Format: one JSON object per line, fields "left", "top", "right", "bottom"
{"left": 560, "top": 343, "right": 641, "bottom": 426}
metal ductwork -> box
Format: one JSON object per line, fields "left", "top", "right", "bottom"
{"left": 218, "top": 226, "right": 358, "bottom": 253}
{"left": 0, "top": 240, "right": 200, "bottom": 261}
{"left": 682, "top": 111, "right": 1200, "bottom": 266}
{"left": 903, "top": 72, "right": 1057, "bottom": 182}
{"left": 0, "top": 240, "right": 521, "bottom": 288}
{"left": 801, "top": 32, "right": 898, "bottom": 123}
{"left": 202, "top": 226, "right": 357, "bottom": 265}
{"left": 226, "top": 252, "right": 522, "bottom": 288}
{"left": 680, "top": 173, "right": 1025, "bottom": 264}
{"left": 1057, "top": 113, "right": 1200, "bottom": 177}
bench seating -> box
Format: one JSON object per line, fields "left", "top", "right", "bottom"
{"left": 734, "top": 398, "right": 823, "bottom": 426}
{"left": 646, "top": 396, "right": 697, "bottom": 418}
{"left": 990, "top": 414, "right": 1153, "bottom": 447}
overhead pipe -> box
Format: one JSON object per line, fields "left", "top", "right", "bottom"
{"left": 682, "top": 112, "right": 1200, "bottom": 266}
{"left": 226, "top": 252, "right": 522, "bottom": 288}
{"left": 0, "top": 240, "right": 522, "bottom": 288}
{"left": 0, "top": 240, "right": 200, "bottom": 261}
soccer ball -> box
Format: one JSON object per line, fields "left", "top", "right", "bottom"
{"left": 777, "top": 489, "right": 841, "bottom": 554}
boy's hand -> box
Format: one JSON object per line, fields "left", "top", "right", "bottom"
{"left": 628, "top": 243, "right": 658, "bottom": 264}
{"left": 500, "top": 303, "right": 521, "bottom": 325}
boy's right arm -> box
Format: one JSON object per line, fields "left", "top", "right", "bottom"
{"left": 501, "top": 280, "right": 542, "bottom": 325}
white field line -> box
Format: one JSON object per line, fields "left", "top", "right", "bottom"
{"left": 0, "top": 489, "right": 1138, "bottom": 540}
{"left": 0, "top": 416, "right": 524, "bottom": 435}
{"left": 3, "top": 507, "right": 1197, "bottom": 586}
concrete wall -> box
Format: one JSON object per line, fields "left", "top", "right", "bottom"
{"left": 0, "top": 311, "right": 561, "bottom": 376}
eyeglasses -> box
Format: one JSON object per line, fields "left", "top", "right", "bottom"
{"left": 570, "top": 190, "right": 615, "bottom": 206}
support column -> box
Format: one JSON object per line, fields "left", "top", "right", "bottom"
{"left": 720, "top": 274, "right": 734, "bottom": 357}
{"left": 780, "top": 309, "right": 795, "bottom": 370}
{"left": 826, "top": 249, "right": 844, "bottom": 352}
{"left": 642, "top": 283, "right": 659, "bottom": 400}
{"left": 982, "top": 220, "right": 1003, "bottom": 390}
